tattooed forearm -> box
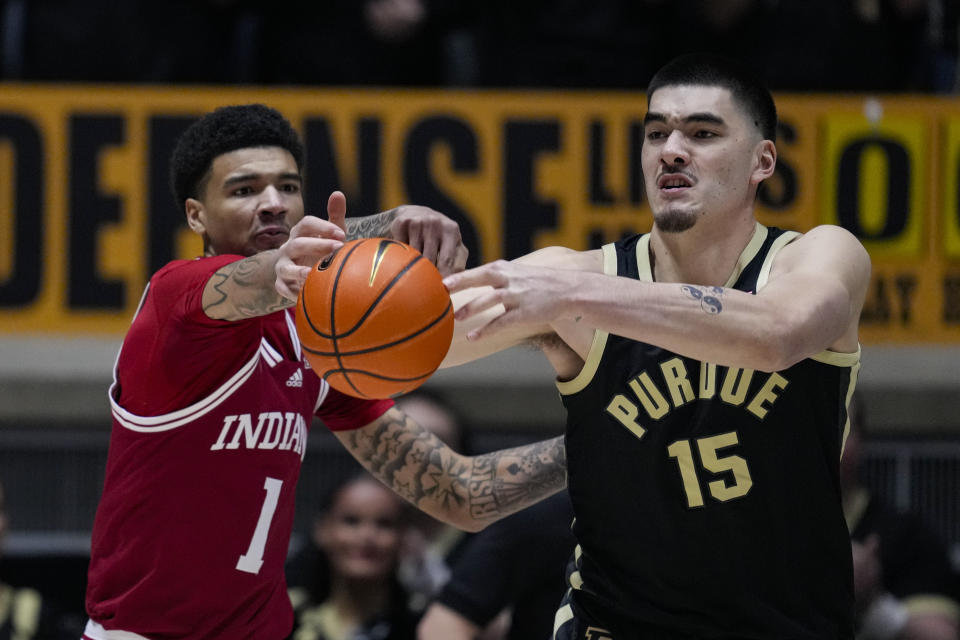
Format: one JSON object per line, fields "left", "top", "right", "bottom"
{"left": 337, "top": 408, "right": 566, "bottom": 530}
{"left": 466, "top": 436, "right": 567, "bottom": 521}
{"left": 202, "top": 251, "right": 293, "bottom": 321}
{"left": 345, "top": 208, "right": 399, "bottom": 240}
{"left": 681, "top": 284, "right": 724, "bottom": 315}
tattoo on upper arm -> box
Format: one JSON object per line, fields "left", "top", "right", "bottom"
{"left": 203, "top": 254, "right": 292, "bottom": 320}
{"left": 681, "top": 285, "right": 724, "bottom": 315}
{"left": 345, "top": 208, "right": 399, "bottom": 240}
{"left": 341, "top": 409, "right": 566, "bottom": 524}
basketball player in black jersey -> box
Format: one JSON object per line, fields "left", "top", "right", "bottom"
{"left": 434, "top": 53, "right": 872, "bottom": 639}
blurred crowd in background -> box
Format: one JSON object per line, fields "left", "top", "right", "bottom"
{"left": 0, "top": 0, "right": 957, "bottom": 92}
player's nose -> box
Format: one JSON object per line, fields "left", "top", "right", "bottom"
{"left": 258, "top": 185, "right": 286, "bottom": 216}
{"left": 660, "top": 130, "right": 689, "bottom": 165}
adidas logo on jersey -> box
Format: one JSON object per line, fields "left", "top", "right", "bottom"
{"left": 286, "top": 369, "right": 303, "bottom": 388}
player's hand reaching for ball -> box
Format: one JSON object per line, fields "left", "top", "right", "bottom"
{"left": 274, "top": 191, "right": 347, "bottom": 301}
{"left": 389, "top": 205, "right": 468, "bottom": 276}
{"left": 443, "top": 259, "right": 580, "bottom": 341}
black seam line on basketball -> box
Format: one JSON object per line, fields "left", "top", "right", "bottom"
{"left": 298, "top": 252, "right": 425, "bottom": 341}
{"left": 322, "top": 368, "right": 435, "bottom": 384}
{"left": 299, "top": 241, "right": 368, "bottom": 397}
{"left": 300, "top": 301, "right": 452, "bottom": 357}
{"left": 329, "top": 241, "right": 370, "bottom": 398}
{"left": 336, "top": 253, "right": 425, "bottom": 339}
{"left": 299, "top": 240, "right": 367, "bottom": 341}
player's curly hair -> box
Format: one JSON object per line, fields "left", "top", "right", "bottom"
{"left": 169, "top": 103, "right": 305, "bottom": 208}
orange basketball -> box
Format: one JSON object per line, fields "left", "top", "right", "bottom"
{"left": 295, "top": 238, "right": 454, "bottom": 399}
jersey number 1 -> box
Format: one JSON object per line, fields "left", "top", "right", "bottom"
{"left": 236, "top": 477, "right": 283, "bottom": 575}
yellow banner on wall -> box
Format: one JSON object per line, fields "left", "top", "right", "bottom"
{"left": 0, "top": 86, "right": 958, "bottom": 343}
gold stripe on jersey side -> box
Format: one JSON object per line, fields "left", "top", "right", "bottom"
{"left": 811, "top": 346, "right": 861, "bottom": 368}
{"left": 755, "top": 229, "right": 801, "bottom": 291}
{"left": 724, "top": 222, "right": 769, "bottom": 287}
{"left": 553, "top": 604, "right": 575, "bottom": 638}
{"left": 634, "top": 234, "right": 653, "bottom": 281}
{"left": 840, "top": 355, "right": 861, "bottom": 455}
{"left": 569, "top": 543, "right": 584, "bottom": 589}
{"left": 555, "top": 243, "right": 619, "bottom": 396}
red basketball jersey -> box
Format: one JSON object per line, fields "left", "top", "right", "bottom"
{"left": 86, "top": 256, "right": 392, "bottom": 640}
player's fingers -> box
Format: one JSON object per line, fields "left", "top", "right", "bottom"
{"left": 327, "top": 191, "right": 347, "bottom": 233}
{"left": 294, "top": 215, "right": 345, "bottom": 241}
{"left": 465, "top": 313, "right": 510, "bottom": 342}
{"left": 453, "top": 288, "right": 505, "bottom": 322}
{"left": 275, "top": 276, "right": 297, "bottom": 301}
{"left": 288, "top": 237, "right": 343, "bottom": 264}
{"left": 453, "top": 245, "right": 469, "bottom": 272}
{"left": 275, "top": 265, "right": 311, "bottom": 301}
{"left": 420, "top": 231, "right": 441, "bottom": 269}
{"left": 443, "top": 262, "right": 505, "bottom": 293}
{"left": 435, "top": 232, "right": 466, "bottom": 276}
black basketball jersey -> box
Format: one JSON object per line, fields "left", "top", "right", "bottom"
{"left": 558, "top": 224, "right": 857, "bottom": 639}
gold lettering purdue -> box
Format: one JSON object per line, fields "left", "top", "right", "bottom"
{"left": 605, "top": 359, "right": 789, "bottom": 439}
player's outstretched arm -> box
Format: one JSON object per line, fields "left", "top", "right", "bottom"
{"left": 446, "top": 226, "right": 871, "bottom": 372}
{"left": 343, "top": 200, "right": 468, "bottom": 276}
{"left": 332, "top": 407, "right": 567, "bottom": 532}
{"left": 440, "top": 246, "right": 603, "bottom": 368}
{"left": 205, "top": 213, "right": 345, "bottom": 320}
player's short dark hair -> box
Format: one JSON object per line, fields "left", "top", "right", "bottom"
{"left": 169, "top": 103, "right": 305, "bottom": 208}
{"left": 647, "top": 53, "right": 777, "bottom": 142}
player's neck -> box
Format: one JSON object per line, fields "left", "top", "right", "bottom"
{"left": 649, "top": 214, "right": 756, "bottom": 286}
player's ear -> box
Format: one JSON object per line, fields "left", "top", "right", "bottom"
{"left": 185, "top": 198, "right": 206, "bottom": 234}
{"left": 751, "top": 140, "right": 777, "bottom": 185}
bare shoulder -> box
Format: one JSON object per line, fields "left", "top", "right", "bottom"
{"left": 776, "top": 225, "right": 871, "bottom": 275}
{"left": 515, "top": 246, "right": 603, "bottom": 272}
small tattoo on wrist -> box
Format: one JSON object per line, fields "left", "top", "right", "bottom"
{"left": 681, "top": 285, "right": 724, "bottom": 314}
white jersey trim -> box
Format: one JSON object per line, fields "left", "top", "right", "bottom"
{"left": 259, "top": 336, "right": 283, "bottom": 367}
{"left": 110, "top": 349, "right": 260, "bottom": 433}
{"left": 83, "top": 619, "right": 152, "bottom": 640}
{"left": 284, "top": 309, "right": 302, "bottom": 361}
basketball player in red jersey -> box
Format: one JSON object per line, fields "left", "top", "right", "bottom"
{"left": 83, "top": 104, "right": 566, "bottom": 640}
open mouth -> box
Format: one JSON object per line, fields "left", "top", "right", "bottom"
{"left": 658, "top": 174, "right": 692, "bottom": 190}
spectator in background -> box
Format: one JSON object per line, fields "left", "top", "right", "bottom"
{"left": 0, "top": 481, "right": 73, "bottom": 640}
{"left": 417, "top": 491, "right": 575, "bottom": 640}
{"left": 288, "top": 473, "right": 422, "bottom": 640}
{"left": 842, "top": 396, "right": 960, "bottom": 640}
{"left": 393, "top": 389, "right": 474, "bottom": 611}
